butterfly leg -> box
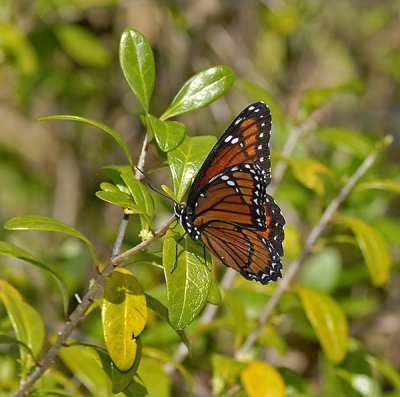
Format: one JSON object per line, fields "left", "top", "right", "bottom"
{"left": 202, "top": 244, "right": 211, "bottom": 272}
{"left": 172, "top": 232, "right": 187, "bottom": 274}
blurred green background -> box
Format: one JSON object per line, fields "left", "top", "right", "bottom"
{"left": 1, "top": 0, "right": 399, "bottom": 395}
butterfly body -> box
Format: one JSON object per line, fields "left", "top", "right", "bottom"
{"left": 174, "top": 102, "right": 285, "bottom": 285}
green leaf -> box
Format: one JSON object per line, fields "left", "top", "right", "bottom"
{"left": 96, "top": 190, "right": 140, "bottom": 211}
{"left": 102, "top": 268, "right": 147, "bottom": 371}
{"left": 296, "top": 287, "right": 348, "bottom": 364}
{"left": 300, "top": 79, "right": 364, "bottom": 115}
{"left": 137, "top": 357, "right": 171, "bottom": 397}
{"left": 162, "top": 224, "right": 212, "bottom": 329}
{"left": 240, "top": 361, "right": 286, "bottom": 397}
{"left": 0, "top": 241, "right": 69, "bottom": 315}
{"left": 121, "top": 171, "right": 155, "bottom": 229}
{"left": 0, "top": 281, "right": 44, "bottom": 373}
{"left": 146, "top": 114, "right": 186, "bottom": 152}
{"left": 353, "top": 179, "right": 400, "bottom": 194}
{"left": 55, "top": 23, "right": 111, "bottom": 68}
{"left": 298, "top": 247, "right": 342, "bottom": 293}
{"left": 161, "top": 184, "right": 178, "bottom": 203}
{"left": 367, "top": 354, "right": 400, "bottom": 393}
{"left": 36, "top": 115, "right": 133, "bottom": 165}
{"left": 119, "top": 29, "right": 155, "bottom": 113}
{"left": 161, "top": 65, "right": 235, "bottom": 120}
{"left": 145, "top": 294, "right": 191, "bottom": 353}
{"left": 4, "top": 215, "right": 98, "bottom": 264}
{"left": 291, "top": 158, "right": 331, "bottom": 196}
{"left": 337, "top": 217, "right": 391, "bottom": 286}
{"left": 211, "top": 354, "right": 247, "bottom": 395}
{"left": 142, "top": 347, "right": 194, "bottom": 397}
{"left": 167, "top": 135, "right": 217, "bottom": 202}
{"left": 58, "top": 343, "right": 111, "bottom": 397}
{"left": 315, "top": 127, "right": 374, "bottom": 157}
{"left": 0, "top": 332, "right": 35, "bottom": 358}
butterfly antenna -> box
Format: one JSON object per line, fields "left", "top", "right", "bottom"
{"left": 134, "top": 166, "right": 177, "bottom": 204}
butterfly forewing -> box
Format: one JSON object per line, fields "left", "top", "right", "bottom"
{"left": 193, "top": 164, "right": 267, "bottom": 229}
{"left": 187, "top": 102, "right": 272, "bottom": 207}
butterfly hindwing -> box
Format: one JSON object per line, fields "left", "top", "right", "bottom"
{"left": 200, "top": 220, "right": 282, "bottom": 284}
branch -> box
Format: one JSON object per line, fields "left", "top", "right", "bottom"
{"left": 14, "top": 130, "right": 163, "bottom": 396}
{"left": 234, "top": 149, "right": 379, "bottom": 359}
{"left": 13, "top": 214, "right": 176, "bottom": 397}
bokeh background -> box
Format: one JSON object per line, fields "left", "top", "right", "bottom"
{"left": 1, "top": 0, "right": 399, "bottom": 395}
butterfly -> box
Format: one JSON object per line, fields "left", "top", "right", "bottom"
{"left": 174, "top": 102, "right": 285, "bottom": 284}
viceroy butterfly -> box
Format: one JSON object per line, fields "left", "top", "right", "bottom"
{"left": 174, "top": 102, "right": 285, "bottom": 285}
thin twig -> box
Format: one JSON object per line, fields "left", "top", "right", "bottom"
{"left": 234, "top": 149, "right": 379, "bottom": 359}
{"left": 13, "top": 214, "right": 176, "bottom": 397}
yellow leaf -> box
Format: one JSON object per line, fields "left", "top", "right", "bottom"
{"left": 241, "top": 361, "right": 285, "bottom": 397}
{"left": 337, "top": 217, "right": 391, "bottom": 286}
{"left": 102, "top": 268, "right": 147, "bottom": 371}
{"left": 296, "top": 287, "right": 348, "bottom": 364}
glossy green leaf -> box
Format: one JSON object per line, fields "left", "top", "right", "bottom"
{"left": 55, "top": 23, "right": 111, "bottom": 67}
{"left": 163, "top": 224, "right": 212, "bottom": 329}
{"left": 211, "top": 354, "right": 247, "bottom": 395}
{"left": 142, "top": 346, "right": 194, "bottom": 397}
{"left": 241, "top": 361, "right": 286, "bottom": 397}
{"left": 137, "top": 357, "right": 171, "bottom": 397}
{"left": 102, "top": 268, "right": 147, "bottom": 371}
{"left": 161, "top": 65, "right": 234, "bottom": 119}
{"left": 0, "top": 281, "right": 44, "bottom": 373}
{"left": 95, "top": 190, "right": 140, "bottom": 211}
{"left": 119, "top": 29, "right": 155, "bottom": 113}
{"left": 353, "top": 179, "right": 400, "bottom": 194}
{"left": 0, "top": 241, "right": 69, "bottom": 314}
{"left": 338, "top": 217, "right": 391, "bottom": 286}
{"left": 161, "top": 184, "right": 178, "bottom": 203}
{"left": 0, "top": 332, "right": 35, "bottom": 358}
{"left": 145, "top": 294, "right": 190, "bottom": 352}
{"left": 147, "top": 114, "right": 186, "bottom": 152}
{"left": 103, "top": 165, "right": 132, "bottom": 190}
{"left": 296, "top": 287, "right": 348, "bottom": 364}
{"left": 291, "top": 158, "right": 331, "bottom": 195}
{"left": 4, "top": 215, "right": 98, "bottom": 264}
{"left": 367, "top": 354, "right": 400, "bottom": 393}
{"left": 36, "top": 115, "right": 133, "bottom": 165}
{"left": 121, "top": 171, "right": 155, "bottom": 229}
{"left": 58, "top": 343, "right": 111, "bottom": 397}
{"left": 315, "top": 127, "right": 373, "bottom": 157}
{"left": 167, "top": 135, "right": 217, "bottom": 202}
{"left": 300, "top": 79, "right": 364, "bottom": 114}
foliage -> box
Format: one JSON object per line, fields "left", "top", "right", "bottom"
{"left": 1, "top": 2, "right": 400, "bottom": 397}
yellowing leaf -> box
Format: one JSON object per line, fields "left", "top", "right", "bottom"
{"left": 240, "top": 361, "right": 285, "bottom": 397}
{"left": 296, "top": 287, "right": 348, "bottom": 364}
{"left": 291, "top": 158, "right": 331, "bottom": 196}
{"left": 0, "top": 281, "right": 44, "bottom": 374}
{"left": 102, "top": 268, "right": 147, "bottom": 371}
{"left": 338, "top": 217, "right": 391, "bottom": 286}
